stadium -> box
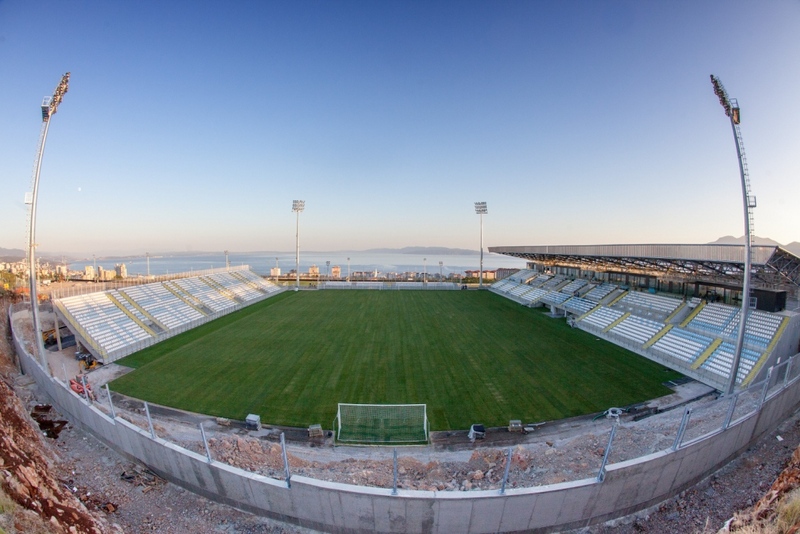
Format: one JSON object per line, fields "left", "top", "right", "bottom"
{"left": 10, "top": 237, "right": 800, "bottom": 532}
{"left": 8, "top": 59, "right": 800, "bottom": 534}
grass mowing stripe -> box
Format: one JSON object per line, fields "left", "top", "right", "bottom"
{"left": 110, "top": 290, "right": 681, "bottom": 430}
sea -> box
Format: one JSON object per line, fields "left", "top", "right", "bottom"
{"left": 68, "top": 251, "right": 527, "bottom": 278}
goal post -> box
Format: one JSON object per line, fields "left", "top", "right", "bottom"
{"left": 336, "top": 403, "right": 428, "bottom": 444}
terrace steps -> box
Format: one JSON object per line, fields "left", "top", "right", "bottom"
{"left": 105, "top": 292, "right": 157, "bottom": 337}
{"left": 680, "top": 301, "right": 706, "bottom": 328}
{"left": 162, "top": 282, "right": 211, "bottom": 316}
{"left": 643, "top": 324, "right": 673, "bottom": 349}
{"left": 115, "top": 290, "right": 168, "bottom": 332}
{"left": 201, "top": 276, "right": 241, "bottom": 303}
{"left": 691, "top": 338, "right": 723, "bottom": 370}
{"left": 603, "top": 312, "right": 630, "bottom": 333}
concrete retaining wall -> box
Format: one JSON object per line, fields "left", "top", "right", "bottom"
{"left": 10, "top": 304, "right": 800, "bottom": 533}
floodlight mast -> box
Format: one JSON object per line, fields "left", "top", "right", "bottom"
{"left": 292, "top": 200, "right": 305, "bottom": 290}
{"left": 27, "top": 72, "right": 70, "bottom": 375}
{"left": 474, "top": 202, "right": 487, "bottom": 287}
{"left": 711, "top": 74, "right": 755, "bottom": 396}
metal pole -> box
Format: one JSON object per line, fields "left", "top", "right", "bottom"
{"left": 596, "top": 424, "right": 618, "bottom": 482}
{"left": 105, "top": 384, "right": 116, "bottom": 419}
{"left": 28, "top": 119, "right": 52, "bottom": 375}
{"left": 722, "top": 394, "right": 737, "bottom": 430}
{"left": 759, "top": 367, "right": 774, "bottom": 408}
{"left": 281, "top": 432, "right": 291, "bottom": 487}
{"left": 672, "top": 407, "right": 692, "bottom": 451}
{"left": 144, "top": 401, "right": 156, "bottom": 438}
{"left": 784, "top": 358, "right": 794, "bottom": 388}
{"left": 392, "top": 448, "right": 398, "bottom": 495}
{"left": 500, "top": 447, "right": 513, "bottom": 494}
{"left": 724, "top": 106, "right": 752, "bottom": 396}
{"left": 479, "top": 212, "right": 484, "bottom": 288}
{"left": 80, "top": 374, "right": 90, "bottom": 403}
{"left": 200, "top": 423, "right": 212, "bottom": 463}
{"left": 295, "top": 209, "right": 300, "bottom": 290}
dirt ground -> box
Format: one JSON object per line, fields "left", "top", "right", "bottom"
{"left": 5, "top": 302, "right": 800, "bottom": 533}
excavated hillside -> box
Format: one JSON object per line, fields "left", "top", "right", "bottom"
{"left": 0, "top": 298, "right": 115, "bottom": 533}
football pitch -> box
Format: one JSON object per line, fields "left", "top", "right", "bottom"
{"left": 110, "top": 290, "right": 682, "bottom": 430}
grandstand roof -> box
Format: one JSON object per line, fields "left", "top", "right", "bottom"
{"left": 489, "top": 244, "right": 800, "bottom": 290}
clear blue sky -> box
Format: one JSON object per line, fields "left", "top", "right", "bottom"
{"left": 1, "top": 1, "right": 798, "bottom": 257}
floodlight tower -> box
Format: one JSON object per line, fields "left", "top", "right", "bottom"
{"left": 26, "top": 72, "right": 70, "bottom": 374}
{"left": 474, "top": 202, "right": 488, "bottom": 287}
{"left": 711, "top": 75, "right": 756, "bottom": 396}
{"left": 292, "top": 200, "right": 305, "bottom": 290}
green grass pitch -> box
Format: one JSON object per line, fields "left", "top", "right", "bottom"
{"left": 110, "top": 290, "right": 682, "bottom": 430}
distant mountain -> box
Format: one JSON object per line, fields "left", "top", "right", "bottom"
{"left": 784, "top": 242, "right": 800, "bottom": 257}
{"left": 362, "top": 246, "right": 478, "bottom": 255}
{"left": 0, "top": 247, "right": 25, "bottom": 262}
{"left": 708, "top": 235, "right": 782, "bottom": 247}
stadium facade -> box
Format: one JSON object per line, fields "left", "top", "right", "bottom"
{"left": 489, "top": 243, "right": 800, "bottom": 392}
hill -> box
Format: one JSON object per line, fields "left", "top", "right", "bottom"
{"left": 708, "top": 235, "right": 783, "bottom": 246}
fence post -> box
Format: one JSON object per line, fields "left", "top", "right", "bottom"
{"left": 722, "top": 394, "right": 737, "bottom": 430}
{"left": 759, "top": 367, "right": 774, "bottom": 408}
{"left": 392, "top": 448, "right": 398, "bottom": 495}
{"left": 784, "top": 358, "right": 794, "bottom": 388}
{"left": 500, "top": 447, "right": 513, "bottom": 493}
{"left": 672, "top": 407, "right": 692, "bottom": 451}
{"left": 597, "top": 424, "right": 618, "bottom": 482}
{"left": 80, "top": 374, "right": 91, "bottom": 403}
{"left": 281, "top": 432, "right": 291, "bottom": 488}
{"left": 144, "top": 402, "right": 156, "bottom": 439}
{"left": 200, "top": 423, "right": 212, "bottom": 463}
{"left": 105, "top": 384, "right": 116, "bottom": 420}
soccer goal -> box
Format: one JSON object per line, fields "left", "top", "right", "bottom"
{"left": 335, "top": 403, "right": 429, "bottom": 444}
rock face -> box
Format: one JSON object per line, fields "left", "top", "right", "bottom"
{"left": 0, "top": 378, "right": 110, "bottom": 534}
{"left": 0, "top": 299, "right": 110, "bottom": 533}
{"left": 724, "top": 445, "right": 800, "bottom": 532}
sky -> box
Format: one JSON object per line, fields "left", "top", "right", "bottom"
{"left": 1, "top": 1, "right": 798, "bottom": 257}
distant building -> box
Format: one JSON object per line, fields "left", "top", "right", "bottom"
{"left": 270, "top": 266, "right": 281, "bottom": 278}
{"left": 465, "top": 269, "right": 497, "bottom": 281}
{"left": 496, "top": 268, "right": 519, "bottom": 280}
{"left": 309, "top": 265, "right": 320, "bottom": 277}
{"left": 98, "top": 266, "right": 115, "bottom": 281}
{"left": 83, "top": 265, "right": 95, "bottom": 280}
{"left": 331, "top": 265, "right": 341, "bottom": 278}
{"left": 115, "top": 263, "right": 127, "bottom": 278}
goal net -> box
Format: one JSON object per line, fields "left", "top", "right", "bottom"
{"left": 336, "top": 403, "right": 428, "bottom": 444}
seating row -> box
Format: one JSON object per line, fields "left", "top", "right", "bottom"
{"left": 583, "top": 283, "right": 618, "bottom": 302}
{"left": 615, "top": 291, "right": 682, "bottom": 315}
{"left": 700, "top": 342, "right": 761, "bottom": 383}
{"left": 579, "top": 306, "right": 624, "bottom": 330}
{"left": 559, "top": 279, "right": 587, "bottom": 295}
{"left": 609, "top": 315, "right": 665, "bottom": 344}
{"left": 57, "top": 269, "right": 281, "bottom": 359}
{"left": 652, "top": 328, "right": 713, "bottom": 363}
{"left": 562, "top": 297, "right": 596, "bottom": 316}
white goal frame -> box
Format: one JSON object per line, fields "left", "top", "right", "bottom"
{"left": 335, "top": 403, "right": 429, "bottom": 444}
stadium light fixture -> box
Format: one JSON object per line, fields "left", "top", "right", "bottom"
{"left": 292, "top": 200, "right": 305, "bottom": 290}
{"left": 474, "top": 202, "right": 487, "bottom": 288}
{"left": 439, "top": 261, "right": 443, "bottom": 281}
{"left": 423, "top": 258, "right": 427, "bottom": 284}
{"left": 347, "top": 257, "right": 350, "bottom": 282}
{"left": 27, "top": 72, "right": 70, "bottom": 375}
{"left": 710, "top": 75, "right": 755, "bottom": 396}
